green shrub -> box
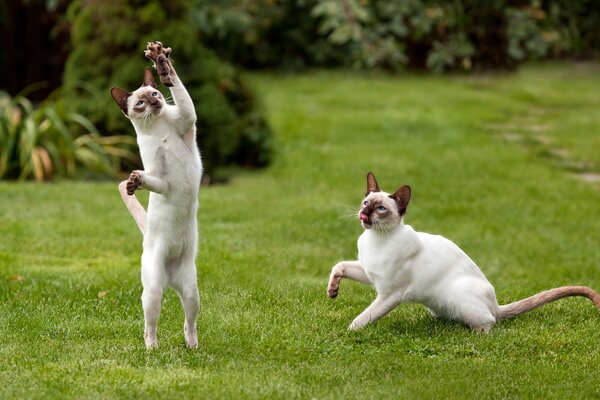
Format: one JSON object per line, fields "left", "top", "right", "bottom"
{"left": 195, "top": 0, "right": 600, "bottom": 72}
{"left": 0, "top": 91, "right": 137, "bottom": 181}
{"left": 193, "top": 0, "right": 348, "bottom": 69}
{"left": 63, "top": 0, "right": 272, "bottom": 178}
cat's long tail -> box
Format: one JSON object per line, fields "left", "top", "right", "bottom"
{"left": 497, "top": 286, "right": 600, "bottom": 320}
{"left": 118, "top": 181, "right": 147, "bottom": 235}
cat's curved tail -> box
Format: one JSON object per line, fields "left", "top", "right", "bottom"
{"left": 497, "top": 286, "right": 600, "bottom": 320}
{"left": 118, "top": 181, "right": 147, "bottom": 235}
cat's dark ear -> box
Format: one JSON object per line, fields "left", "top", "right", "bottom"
{"left": 366, "top": 172, "right": 381, "bottom": 196}
{"left": 143, "top": 67, "right": 157, "bottom": 88}
{"left": 390, "top": 185, "right": 411, "bottom": 216}
{"left": 110, "top": 87, "right": 131, "bottom": 116}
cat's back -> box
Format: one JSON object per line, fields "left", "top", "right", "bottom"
{"left": 415, "top": 230, "right": 488, "bottom": 281}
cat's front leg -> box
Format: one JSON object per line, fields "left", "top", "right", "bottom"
{"left": 145, "top": 41, "right": 195, "bottom": 124}
{"left": 126, "top": 170, "right": 168, "bottom": 195}
{"left": 327, "top": 261, "right": 371, "bottom": 298}
{"left": 349, "top": 295, "right": 402, "bottom": 330}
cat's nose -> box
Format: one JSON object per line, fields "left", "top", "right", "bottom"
{"left": 359, "top": 213, "right": 370, "bottom": 223}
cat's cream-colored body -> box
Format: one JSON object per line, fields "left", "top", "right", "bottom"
{"left": 356, "top": 221, "right": 498, "bottom": 331}
{"left": 328, "top": 173, "right": 600, "bottom": 332}
{"left": 134, "top": 75, "right": 202, "bottom": 349}
{"left": 113, "top": 42, "right": 202, "bottom": 348}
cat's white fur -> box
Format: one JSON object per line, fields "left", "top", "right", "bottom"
{"left": 112, "top": 42, "right": 202, "bottom": 348}
{"left": 328, "top": 172, "right": 600, "bottom": 332}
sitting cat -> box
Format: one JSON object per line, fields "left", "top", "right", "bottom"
{"left": 111, "top": 41, "right": 202, "bottom": 348}
{"left": 328, "top": 172, "right": 600, "bottom": 332}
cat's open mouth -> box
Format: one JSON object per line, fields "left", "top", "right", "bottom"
{"left": 359, "top": 213, "right": 372, "bottom": 228}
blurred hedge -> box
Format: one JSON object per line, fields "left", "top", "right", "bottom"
{"left": 63, "top": 0, "right": 272, "bottom": 179}
{"left": 195, "top": 0, "right": 600, "bottom": 72}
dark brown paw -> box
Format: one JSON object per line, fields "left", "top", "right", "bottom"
{"left": 327, "top": 273, "right": 342, "bottom": 298}
{"left": 144, "top": 41, "right": 174, "bottom": 87}
{"left": 126, "top": 170, "right": 143, "bottom": 195}
{"left": 156, "top": 54, "right": 173, "bottom": 87}
{"left": 328, "top": 286, "right": 339, "bottom": 299}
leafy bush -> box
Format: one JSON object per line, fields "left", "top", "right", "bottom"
{"left": 63, "top": 0, "right": 272, "bottom": 179}
{"left": 193, "top": 0, "right": 343, "bottom": 69}
{"left": 195, "top": 0, "right": 600, "bottom": 72}
{"left": 0, "top": 91, "right": 137, "bottom": 181}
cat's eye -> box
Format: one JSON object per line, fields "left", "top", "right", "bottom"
{"left": 152, "top": 92, "right": 158, "bottom": 97}
{"left": 377, "top": 206, "right": 387, "bottom": 212}
{"left": 363, "top": 200, "right": 369, "bottom": 206}
{"left": 136, "top": 100, "right": 144, "bottom": 106}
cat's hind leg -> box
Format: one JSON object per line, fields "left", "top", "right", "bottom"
{"left": 451, "top": 279, "right": 498, "bottom": 333}
{"left": 141, "top": 250, "right": 168, "bottom": 348}
{"left": 459, "top": 306, "right": 496, "bottom": 334}
{"left": 327, "top": 261, "right": 371, "bottom": 298}
{"left": 171, "top": 261, "right": 200, "bottom": 349}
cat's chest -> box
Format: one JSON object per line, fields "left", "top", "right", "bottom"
{"left": 357, "top": 229, "right": 417, "bottom": 289}
{"left": 358, "top": 231, "right": 405, "bottom": 281}
{"left": 137, "top": 132, "right": 196, "bottom": 172}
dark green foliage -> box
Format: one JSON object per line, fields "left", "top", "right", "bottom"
{"left": 63, "top": 0, "right": 272, "bottom": 177}
{"left": 193, "top": 0, "right": 349, "bottom": 70}
{"left": 195, "top": 0, "right": 600, "bottom": 72}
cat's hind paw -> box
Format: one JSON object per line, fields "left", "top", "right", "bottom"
{"left": 144, "top": 332, "right": 158, "bottom": 349}
{"left": 144, "top": 41, "right": 174, "bottom": 87}
{"left": 184, "top": 323, "right": 198, "bottom": 349}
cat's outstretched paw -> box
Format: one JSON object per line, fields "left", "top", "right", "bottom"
{"left": 327, "top": 264, "right": 344, "bottom": 298}
{"left": 126, "top": 170, "right": 143, "bottom": 195}
{"left": 327, "top": 272, "right": 342, "bottom": 299}
{"left": 144, "top": 41, "right": 174, "bottom": 87}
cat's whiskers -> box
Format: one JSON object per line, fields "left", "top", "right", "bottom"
{"left": 338, "top": 206, "right": 361, "bottom": 221}
{"left": 373, "top": 218, "right": 393, "bottom": 235}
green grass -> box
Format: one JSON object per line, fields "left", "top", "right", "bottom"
{"left": 2, "top": 62, "right": 600, "bottom": 399}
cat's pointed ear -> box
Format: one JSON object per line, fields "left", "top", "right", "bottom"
{"left": 143, "top": 67, "right": 157, "bottom": 88}
{"left": 366, "top": 172, "right": 381, "bottom": 196}
{"left": 390, "top": 185, "right": 411, "bottom": 216}
{"left": 110, "top": 87, "right": 131, "bottom": 116}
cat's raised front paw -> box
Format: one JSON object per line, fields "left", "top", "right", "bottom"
{"left": 144, "top": 41, "right": 174, "bottom": 87}
{"left": 126, "top": 170, "right": 143, "bottom": 195}
{"left": 327, "top": 272, "right": 342, "bottom": 298}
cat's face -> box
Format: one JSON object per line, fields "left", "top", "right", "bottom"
{"left": 110, "top": 67, "right": 164, "bottom": 122}
{"left": 358, "top": 172, "right": 411, "bottom": 231}
{"left": 127, "top": 87, "right": 165, "bottom": 121}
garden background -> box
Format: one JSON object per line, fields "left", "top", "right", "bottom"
{"left": 1, "top": 1, "right": 599, "bottom": 398}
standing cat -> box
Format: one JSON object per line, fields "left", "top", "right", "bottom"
{"left": 327, "top": 172, "right": 600, "bottom": 332}
{"left": 110, "top": 41, "right": 202, "bottom": 348}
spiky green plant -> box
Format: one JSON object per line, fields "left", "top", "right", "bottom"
{"left": 0, "top": 91, "right": 138, "bottom": 181}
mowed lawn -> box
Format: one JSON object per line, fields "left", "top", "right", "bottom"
{"left": 1, "top": 62, "right": 600, "bottom": 399}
